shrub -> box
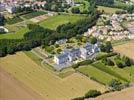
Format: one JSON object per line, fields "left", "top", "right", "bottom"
{"left": 114, "top": 58, "right": 125, "bottom": 68}
{"left": 108, "top": 79, "right": 122, "bottom": 91}
{"left": 85, "top": 90, "right": 101, "bottom": 98}
{"left": 96, "top": 52, "right": 117, "bottom": 60}
{"left": 71, "top": 7, "right": 80, "bottom": 14}
{"left": 122, "top": 56, "right": 132, "bottom": 66}
{"left": 90, "top": 37, "right": 97, "bottom": 44}
{"left": 107, "top": 59, "right": 115, "bottom": 66}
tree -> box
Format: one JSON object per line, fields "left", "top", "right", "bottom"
{"left": 100, "top": 44, "right": 106, "bottom": 52}
{"left": 90, "top": 37, "right": 97, "bottom": 44}
{"left": 107, "top": 59, "right": 114, "bottom": 66}
{"left": 56, "top": 48, "right": 62, "bottom": 54}
{"left": 108, "top": 79, "right": 122, "bottom": 91}
{"left": 71, "top": 7, "right": 80, "bottom": 14}
{"left": 85, "top": 90, "right": 101, "bottom": 98}
{"left": 105, "top": 41, "right": 113, "bottom": 53}
{"left": 122, "top": 56, "right": 131, "bottom": 66}
{"left": 0, "top": 14, "right": 5, "bottom": 26}
{"left": 115, "top": 59, "right": 124, "bottom": 68}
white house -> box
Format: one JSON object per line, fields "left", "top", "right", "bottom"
{"left": 80, "top": 43, "right": 94, "bottom": 59}
{"left": 54, "top": 42, "right": 100, "bottom": 65}
{"left": 6, "top": 5, "right": 16, "bottom": 13}
{"left": 55, "top": 39, "right": 67, "bottom": 45}
{"left": 65, "top": 0, "right": 74, "bottom": 6}
{"left": 54, "top": 53, "right": 69, "bottom": 65}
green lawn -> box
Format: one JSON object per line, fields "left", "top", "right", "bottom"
{"left": 40, "top": 14, "right": 86, "bottom": 29}
{"left": 108, "top": 66, "right": 134, "bottom": 82}
{"left": 92, "top": 62, "right": 128, "bottom": 82}
{"left": 78, "top": 65, "right": 117, "bottom": 84}
{"left": 78, "top": 63, "right": 134, "bottom": 85}
{"left": 0, "top": 28, "right": 29, "bottom": 39}
{"left": 97, "top": 6, "right": 122, "bottom": 14}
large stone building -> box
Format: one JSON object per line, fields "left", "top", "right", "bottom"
{"left": 54, "top": 42, "right": 100, "bottom": 65}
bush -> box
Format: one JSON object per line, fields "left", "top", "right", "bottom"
{"left": 100, "top": 41, "right": 113, "bottom": 53}
{"left": 122, "top": 56, "right": 132, "bottom": 66}
{"left": 85, "top": 90, "right": 101, "bottom": 98}
{"left": 107, "top": 59, "right": 115, "bottom": 66}
{"left": 90, "top": 37, "right": 97, "bottom": 44}
{"left": 71, "top": 7, "right": 80, "bottom": 14}
{"left": 108, "top": 79, "right": 122, "bottom": 91}
{"left": 115, "top": 60, "right": 125, "bottom": 68}
{"left": 96, "top": 52, "right": 117, "bottom": 60}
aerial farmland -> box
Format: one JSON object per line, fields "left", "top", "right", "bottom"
{"left": 0, "top": 0, "right": 134, "bottom": 100}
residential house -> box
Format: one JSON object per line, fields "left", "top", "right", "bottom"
{"left": 6, "top": 5, "right": 16, "bottom": 13}
{"left": 55, "top": 39, "right": 67, "bottom": 45}
{"left": 54, "top": 42, "right": 100, "bottom": 65}
{"left": 0, "top": 3, "right": 6, "bottom": 12}
{"left": 68, "top": 48, "right": 81, "bottom": 61}
{"left": 80, "top": 43, "right": 94, "bottom": 59}
{"left": 54, "top": 53, "right": 69, "bottom": 65}
{"left": 65, "top": 0, "right": 74, "bottom": 6}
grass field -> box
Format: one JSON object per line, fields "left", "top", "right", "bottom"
{"left": 40, "top": 14, "right": 86, "bottom": 29}
{"left": 92, "top": 62, "right": 128, "bottom": 82}
{"left": 114, "top": 41, "right": 134, "bottom": 59}
{"left": 108, "top": 66, "right": 134, "bottom": 82}
{"left": 97, "top": 6, "right": 122, "bottom": 14}
{"left": 77, "top": 65, "right": 117, "bottom": 84}
{"left": 0, "top": 28, "right": 29, "bottom": 39}
{"left": 0, "top": 52, "right": 106, "bottom": 100}
{"left": 78, "top": 61, "right": 134, "bottom": 85}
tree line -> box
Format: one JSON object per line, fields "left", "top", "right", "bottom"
{"left": 0, "top": 14, "right": 98, "bottom": 57}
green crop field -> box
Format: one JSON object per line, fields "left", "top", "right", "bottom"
{"left": 40, "top": 14, "right": 86, "bottom": 29}
{"left": 92, "top": 62, "right": 128, "bottom": 82}
{"left": 97, "top": 6, "right": 122, "bottom": 14}
{"left": 78, "top": 61, "right": 134, "bottom": 85}
{"left": 108, "top": 66, "right": 134, "bottom": 82}
{"left": 77, "top": 65, "right": 117, "bottom": 84}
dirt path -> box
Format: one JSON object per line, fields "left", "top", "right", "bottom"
{"left": 94, "top": 87, "right": 134, "bottom": 100}
{"left": 0, "top": 67, "right": 44, "bottom": 100}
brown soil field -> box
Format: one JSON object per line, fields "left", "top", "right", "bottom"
{"left": 30, "top": 15, "right": 49, "bottom": 23}
{"left": 94, "top": 87, "right": 134, "bottom": 100}
{"left": 0, "top": 52, "right": 106, "bottom": 100}
{"left": 114, "top": 42, "right": 134, "bottom": 59}
{"left": 0, "top": 67, "right": 44, "bottom": 100}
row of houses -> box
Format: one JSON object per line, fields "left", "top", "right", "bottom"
{"left": 84, "top": 13, "right": 134, "bottom": 41}
{"left": 54, "top": 42, "right": 100, "bottom": 65}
